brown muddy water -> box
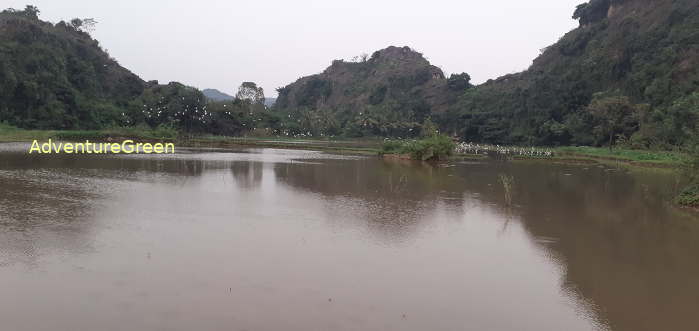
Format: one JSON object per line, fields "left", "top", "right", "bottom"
{"left": 0, "top": 142, "right": 697, "bottom": 331}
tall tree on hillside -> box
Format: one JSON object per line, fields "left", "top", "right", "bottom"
{"left": 572, "top": 0, "right": 611, "bottom": 26}
{"left": 236, "top": 82, "right": 265, "bottom": 105}
{"left": 447, "top": 73, "right": 472, "bottom": 91}
{"left": 587, "top": 94, "right": 642, "bottom": 151}
{"left": 22, "top": 5, "right": 40, "bottom": 19}
{"left": 69, "top": 18, "right": 98, "bottom": 33}
{"left": 661, "top": 92, "right": 699, "bottom": 147}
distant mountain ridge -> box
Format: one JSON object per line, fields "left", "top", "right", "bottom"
{"left": 202, "top": 88, "right": 234, "bottom": 102}
{"left": 203, "top": 88, "right": 275, "bottom": 107}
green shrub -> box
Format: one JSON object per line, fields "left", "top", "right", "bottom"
{"left": 381, "top": 140, "right": 405, "bottom": 154}
{"left": 676, "top": 136, "right": 699, "bottom": 206}
{"left": 382, "top": 135, "right": 455, "bottom": 161}
{"left": 149, "top": 124, "right": 178, "bottom": 139}
{"left": 675, "top": 185, "right": 699, "bottom": 207}
{"left": 0, "top": 121, "right": 19, "bottom": 131}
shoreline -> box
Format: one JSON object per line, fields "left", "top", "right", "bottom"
{"left": 2, "top": 131, "right": 695, "bottom": 210}
{"left": 0, "top": 129, "right": 687, "bottom": 169}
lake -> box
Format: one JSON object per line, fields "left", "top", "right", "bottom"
{"left": 0, "top": 143, "right": 697, "bottom": 331}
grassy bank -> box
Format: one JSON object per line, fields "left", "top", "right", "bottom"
{"left": 0, "top": 123, "right": 177, "bottom": 143}
{"left": 0, "top": 124, "right": 381, "bottom": 155}
{"left": 555, "top": 146, "right": 686, "bottom": 167}
{"left": 0, "top": 122, "right": 55, "bottom": 142}
{"left": 0, "top": 123, "right": 689, "bottom": 168}
{"left": 3, "top": 124, "right": 695, "bottom": 209}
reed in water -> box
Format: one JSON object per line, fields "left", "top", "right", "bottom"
{"left": 499, "top": 174, "right": 515, "bottom": 206}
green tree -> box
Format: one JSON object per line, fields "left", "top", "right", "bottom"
{"left": 421, "top": 117, "right": 439, "bottom": 137}
{"left": 69, "top": 18, "right": 83, "bottom": 29}
{"left": 662, "top": 93, "right": 699, "bottom": 147}
{"left": 572, "top": 0, "right": 610, "bottom": 26}
{"left": 235, "top": 82, "right": 265, "bottom": 105}
{"left": 447, "top": 73, "right": 472, "bottom": 91}
{"left": 22, "top": 5, "right": 40, "bottom": 19}
{"left": 587, "top": 95, "right": 641, "bottom": 151}
{"left": 69, "top": 18, "right": 98, "bottom": 33}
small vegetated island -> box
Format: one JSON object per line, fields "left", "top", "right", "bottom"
{"left": 0, "top": 0, "right": 697, "bottom": 207}
{"left": 381, "top": 134, "right": 456, "bottom": 162}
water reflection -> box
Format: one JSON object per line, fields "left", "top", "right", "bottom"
{"left": 230, "top": 161, "right": 263, "bottom": 188}
{"left": 272, "top": 159, "right": 467, "bottom": 242}
{"left": 0, "top": 167, "right": 102, "bottom": 267}
{"left": 265, "top": 156, "right": 699, "bottom": 331}
{"left": 500, "top": 164, "right": 699, "bottom": 331}
{"left": 0, "top": 145, "right": 697, "bottom": 331}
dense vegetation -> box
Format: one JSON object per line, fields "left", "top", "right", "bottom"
{"left": 1, "top": 1, "right": 698, "bottom": 153}
{"left": 0, "top": 6, "right": 144, "bottom": 129}
{"left": 382, "top": 135, "right": 455, "bottom": 161}
{"left": 381, "top": 121, "right": 456, "bottom": 161}
{"left": 123, "top": 81, "right": 273, "bottom": 136}
{"left": 0, "top": 6, "right": 281, "bottom": 136}
{"left": 676, "top": 137, "right": 699, "bottom": 207}
{"left": 272, "top": 46, "right": 468, "bottom": 138}
{"left": 272, "top": 0, "right": 699, "bottom": 152}
{"left": 438, "top": 0, "right": 699, "bottom": 150}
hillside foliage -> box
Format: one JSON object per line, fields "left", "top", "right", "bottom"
{"left": 436, "top": 0, "right": 699, "bottom": 149}
{"left": 0, "top": 6, "right": 144, "bottom": 129}
{"left": 272, "top": 46, "right": 469, "bottom": 138}
{"left": 1, "top": 1, "right": 698, "bottom": 150}
{"left": 0, "top": 6, "right": 281, "bottom": 135}
{"left": 271, "top": 0, "right": 699, "bottom": 150}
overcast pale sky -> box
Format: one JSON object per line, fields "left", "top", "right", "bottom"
{"left": 6, "top": 0, "right": 583, "bottom": 96}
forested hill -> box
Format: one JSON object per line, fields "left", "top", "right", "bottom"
{"left": 0, "top": 6, "right": 261, "bottom": 136}
{"left": 0, "top": 6, "right": 145, "bottom": 129}
{"left": 271, "top": 0, "right": 698, "bottom": 147}
{"left": 1, "top": 2, "right": 697, "bottom": 148}
{"left": 437, "top": 0, "right": 699, "bottom": 148}
{"left": 272, "top": 46, "right": 471, "bottom": 137}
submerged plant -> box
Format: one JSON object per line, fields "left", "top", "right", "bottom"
{"left": 499, "top": 174, "right": 515, "bottom": 206}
